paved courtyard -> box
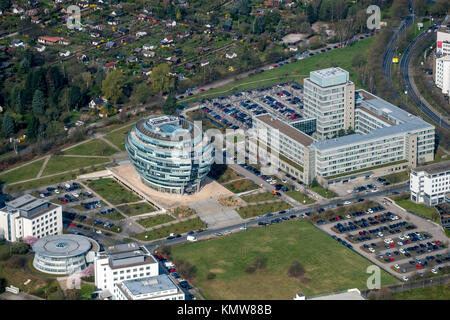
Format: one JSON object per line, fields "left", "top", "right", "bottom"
{"left": 189, "top": 198, "right": 244, "bottom": 229}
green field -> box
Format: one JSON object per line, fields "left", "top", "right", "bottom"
{"left": 135, "top": 217, "right": 206, "bottom": 241}
{"left": 87, "top": 178, "right": 141, "bottom": 205}
{"left": 392, "top": 194, "right": 440, "bottom": 223}
{"left": 391, "top": 283, "right": 450, "bottom": 300}
{"left": 236, "top": 201, "right": 292, "bottom": 219}
{"left": 96, "top": 210, "right": 125, "bottom": 221}
{"left": 169, "top": 219, "right": 398, "bottom": 299}
{"left": 308, "top": 185, "right": 337, "bottom": 199}
{"left": 42, "top": 156, "right": 109, "bottom": 176}
{"left": 380, "top": 171, "right": 410, "bottom": 184}
{"left": 63, "top": 139, "right": 118, "bottom": 157}
{"left": 104, "top": 124, "right": 134, "bottom": 151}
{"left": 181, "top": 39, "right": 373, "bottom": 103}
{"left": 136, "top": 214, "right": 176, "bottom": 228}
{"left": 224, "top": 179, "right": 260, "bottom": 193}
{"left": 0, "top": 158, "right": 45, "bottom": 184}
{"left": 5, "top": 171, "right": 79, "bottom": 194}
{"left": 241, "top": 192, "right": 277, "bottom": 203}
{"left": 285, "top": 190, "right": 316, "bottom": 204}
{"left": 117, "top": 202, "right": 156, "bottom": 216}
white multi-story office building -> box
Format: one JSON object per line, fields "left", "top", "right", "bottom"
{"left": 303, "top": 67, "right": 355, "bottom": 140}
{"left": 435, "top": 55, "right": 450, "bottom": 94}
{"left": 94, "top": 242, "right": 159, "bottom": 297}
{"left": 410, "top": 160, "right": 450, "bottom": 206}
{"left": 0, "top": 194, "right": 62, "bottom": 242}
{"left": 436, "top": 27, "right": 450, "bottom": 56}
{"left": 114, "top": 274, "right": 185, "bottom": 300}
{"left": 251, "top": 68, "right": 435, "bottom": 184}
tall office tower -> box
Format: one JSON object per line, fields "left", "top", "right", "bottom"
{"left": 303, "top": 67, "right": 355, "bottom": 140}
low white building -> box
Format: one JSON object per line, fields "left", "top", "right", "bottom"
{"left": 94, "top": 242, "right": 159, "bottom": 297}
{"left": 436, "top": 27, "right": 450, "bottom": 56}
{"left": 435, "top": 55, "right": 450, "bottom": 95}
{"left": 115, "top": 274, "right": 185, "bottom": 300}
{"left": 410, "top": 160, "right": 450, "bottom": 206}
{"left": 0, "top": 194, "right": 62, "bottom": 242}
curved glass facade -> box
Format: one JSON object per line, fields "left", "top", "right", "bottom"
{"left": 33, "top": 253, "right": 87, "bottom": 275}
{"left": 125, "top": 115, "right": 214, "bottom": 194}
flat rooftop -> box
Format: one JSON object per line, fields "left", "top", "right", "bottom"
{"left": 309, "top": 67, "right": 349, "bottom": 87}
{"left": 118, "top": 274, "right": 180, "bottom": 298}
{"left": 255, "top": 114, "right": 314, "bottom": 147}
{"left": 413, "top": 160, "right": 450, "bottom": 175}
{"left": 6, "top": 194, "right": 47, "bottom": 211}
{"left": 32, "top": 234, "right": 93, "bottom": 258}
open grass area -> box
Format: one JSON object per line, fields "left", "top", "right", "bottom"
{"left": 87, "top": 178, "right": 141, "bottom": 205}
{"left": 208, "top": 164, "right": 241, "bottom": 184}
{"left": 63, "top": 139, "right": 118, "bottom": 157}
{"left": 5, "top": 171, "right": 80, "bottom": 194}
{"left": 96, "top": 210, "right": 125, "bottom": 221}
{"left": 391, "top": 193, "right": 440, "bottom": 223}
{"left": 391, "top": 283, "right": 450, "bottom": 300}
{"left": 134, "top": 217, "right": 206, "bottom": 241}
{"left": 425, "top": 147, "right": 449, "bottom": 165}
{"left": 104, "top": 124, "right": 134, "bottom": 151}
{"left": 181, "top": 38, "right": 373, "bottom": 103}
{"left": 308, "top": 185, "right": 338, "bottom": 199}
{"left": 169, "top": 219, "right": 398, "bottom": 299}
{"left": 285, "top": 190, "right": 316, "bottom": 204}
{"left": 117, "top": 202, "right": 156, "bottom": 216}
{"left": 241, "top": 192, "right": 277, "bottom": 203}
{"left": 42, "top": 156, "right": 109, "bottom": 176}
{"left": 236, "top": 201, "right": 292, "bottom": 219}
{"left": 136, "top": 214, "right": 176, "bottom": 228}
{"left": 380, "top": 171, "right": 410, "bottom": 184}
{"left": 224, "top": 179, "right": 260, "bottom": 194}
{"left": 0, "top": 158, "right": 45, "bottom": 185}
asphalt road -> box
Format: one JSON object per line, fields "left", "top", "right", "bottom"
{"left": 144, "top": 182, "right": 410, "bottom": 253}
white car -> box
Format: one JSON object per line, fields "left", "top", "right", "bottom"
{"left": 64, "top": 183, "right": 71, "bottom": 188}
{"left": 40, "top": 193, "right": 45, "bottom": 198}
{"left": 399, "top": 235, "right": 405, "bottom": 240}
{"left": 394, "top": 264, "right": 400, "bottom": 269}
{"left": 403, "top": 234, "right": 410, "bottom": 239}
{"left": 397, "top": 241, "right": 404, "bottom": 246}
{"left": 368, "top": 247, "right": 375, "bottom": 253}
{"left": 399, "top": 248, "right": 406, "bottom": 254}
{"left": 346, "top": 214, "right": 352, "bottom": 219}
{"left": 282, "top": 179, "right": 287, "bottom": 183}
{"left": 344, "top": 201, "right": 352, "bottom": 205}
{"left": 239, "top": 226, "right": 247, "bottom": 231}
{"left": 72, "top": 193, "right": 79, "bottom": 198}
{"left": 270, "top": 180, "right": 277, "bottom": 185}
{"left": 377, "top": 232, "right": 384, "bottom": 237}
{"left": 384, "top": 238, "right": 393, "bottom": 244}
{"left": 402, "top": 276, "right": 409, "bottom": 282}
{"left": 431, "top": 269, "right": 438, "bottom": 274}
{"left": 54, "top": 189, "right": 60, "bottom": 194}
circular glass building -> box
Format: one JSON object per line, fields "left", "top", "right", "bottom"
{"left": 125, "top": 115, "right": 214, "bottom": 194}
{"left": 32, "top": 234, "right": 95, "bottom": 275}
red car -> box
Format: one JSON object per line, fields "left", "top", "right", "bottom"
{"left": 389, "top": 243, "right": 395, "bottom": 247}
{"left": 200, "top": 88, "right": 205, "bottom": 92}
{"left": 168, "top": 268, "right": 176, "bottom": 273}
{"left": 273, "top": 65, "right": 279, "bottom": 68}
{"left": 70, "top": 222, "right": 76, "bottom": 227}
{"left": 416, "top": 265, "right": 423, "bottom": 269}
{"left": 156, "top": 254, "right": 163, "bottom": 259}
{"left": 389, "top": 257, "right": 395, "bottom": 262}
{"left": 405, "top": 240, "right": 410, "bottom": 244}
{"left": 435, "top": 241, "right": 441, "bottom": 245}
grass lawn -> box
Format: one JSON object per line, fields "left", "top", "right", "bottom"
{"left": 380, "top": 171, "right": 410, "bottom": 184}
{"left": 135, "top": 217, "right": 206, "bottom": 241}
{"left": 117, "top": 202, "right": 156, "bottom": 216}
{"left": 0, "top": 158, "right": 45, "bottom": 184}
{"left": 63, "top": 139, "right": 118, "bottom": 157}
{"left": 392, "top": 194, "right": 440, "bottom": 223}
{"left": 169, "top": 219, "right": 398, "bottom": 299}
{"left": 425, "top": 147, "right": 449, "bottom": 164}
{"left": 241, "top": 192, "right": 277, "bottom": 203}
{"left": 236, "top": 201, "right": 292, "bottom": 219}
{"left": 285, "top": 190, "right": 316, "bottom": 204}
{"left": 308, "top": 185, "right": 338, "bottom": 199}
{"left": 96, "top": 210, "right": 125, "bottom": 221}
{"left": 208, "top": 164, "right": 241, "bottom": 184}
{"left": 4, "top": 171, "right": 83, "bottom": 194}
{"left": 391, "top": 283, "right": 450, "bottom": 300}
{"left": 224, "top": 179, "right": 260, "bottom": 193}
{"left": 42, "top": 156, "right": 109, "bottom": 176}
{"left": 87, "top": 178, "right": 141, "bottom": 205}
{"left": 136, "top": 214, "right": 176, "bottom": 228}
{"left": 181, "top": 38, "right": 373, "bottom": 103}
{"left": 104, "top": 124, "right": 134, "bottom": 151}
{"left": 445, "top": 228, "right": 450, "bottom": 238}
{"left": 80, "top": 283, "right": 96, "bottom": 300}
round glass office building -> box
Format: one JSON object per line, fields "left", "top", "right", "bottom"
{"left": 125, "top": 115, "right": 214, "bottom": 194}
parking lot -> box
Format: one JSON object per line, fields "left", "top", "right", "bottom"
{"left": 315, "top": 198, "right": 449, "bottom": 282}
{"left": 199, "top": 82, "right": 304, "bottom": 132}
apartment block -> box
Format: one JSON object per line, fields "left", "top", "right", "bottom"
{"left": 0, "top": 194, "right": 62, "bottom": 242}
{"left": 435, "top": 55, "right": 450, "bottom": 95}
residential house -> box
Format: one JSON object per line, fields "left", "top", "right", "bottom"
{"left": 185, "top": 63, "right": 195, "bottom": 71}
{"left": 31, "top": 16, "right": 41, "bottom": 24}
{"left": 200, "top": 60, "right": 210, "bottom": 67}
{"left": 166, "top": 20, "right": 176, "bottom": 27}
{"left": 59, "top": 50, "right": 70, "bottom": 57}
{"left": 225, "top": 52, "right": 237, "bottom": 59}
{"left": 104, "top": 62, "right": 116, "bottom": 72}
{"left": 25, "top": 9, "right": 38, "bottom": 16}
{"left": 38, "top": 36, "right": 70, "bottom": 45}
{"left": 136, "top": 31, "right": 147, "bottom": 38}
{"left": 142, "top": 50, "right": 155, "bottom": 58}
{"left": 35, "top": 44, "right": 46, "bottom": 52}
{"left": 143, "top": 43, "right": 156, "bottom": 50}
{"left": 105, "top": 41, "right": 116, "bottom": 49}
{"left": 126, "top": 56, "right": 138, "bottom": 63}
{"left": 89, "top": 96, "right": 107, "bottom": 109}
{"left": 11, "top": 39, "right": 25, "bottom": 47}
{"left": 12, "top": 6, "right": 25, "bottom": 14}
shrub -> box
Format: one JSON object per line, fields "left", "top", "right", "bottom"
{"left": 5, "top": 255, "right": 26, "bottom": 269}
{"left": 0, "top": 278, "right": 6, "bottom": 294}
{"left": 0, "top": 245, "right": 11, "bottom": 261}
{"left": 287, "top": 260, "right": 306, "bottom": 278}
{"left": 175, "top": 259, "right": 197, "bottom": 280}
{"left": 159, "top": 246, "right": 171, "bottom": 257}
{"left": 11, "top": 242, "right": 29, "bottom": 255}
{"left": 253, "top": 256, "right": 267, "bottom": 270}
{"left": 206, "top": 272, "right": 216, "bottom": 280}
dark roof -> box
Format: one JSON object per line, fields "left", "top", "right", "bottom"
{"left": 413, "top": 160, "right": 450, "bottom": 175}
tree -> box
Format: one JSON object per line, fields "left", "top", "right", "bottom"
{"left": 27, "top": 116, "right": 40, "bottom": 140}
{"left": 306, "top": 3, "right": 317, "bottom": 24}
{"left": 11, "top": 242, "right": 29, "bottom": 254}
{"left": 162, "top": 93, "right": 177, "bottom": 115}
{"left": 0, "top": 278, "right": 6, "bottom": 294}
{"left": 151, "top": 64, "right": 175, "bottom": 95}
{"left": 22, "top": 236, "right": 38, "bottom": 246}
{"left": 2, "top": 114, "right": 15, "bottom": 136}
{"left": 0, "top": 0, "right": 11, "bottom": 12}
{"left": 31, "top": 90, "right": 46, "bottom": 116}
{"left": 102, "top": 70, "right": 124, "bottom": 104}
{"left": 234, "top": 0, "right": 250, "bottom": 15}
{"left": 413, "top": 0, "right": 427, "bottom": 16}
{"left": 81, "top": 72, "right": 92, "bottom": 89}
{"left": 276, "top": 20, "right": 285, "bottom": 38}
{"left": 176, "top": 8, "right": 181, "bottom": 20}
{"left": 253, "top": 16, "right": 265, "bottom": 35}
{"left": 131, "top": 82, "right": 152, "bottom": 105}
{"left": 68, "top": 86, "right": 82, "bottom": 109}
{"left": 287, "top": 260, "right": 306, "bottom": 278}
